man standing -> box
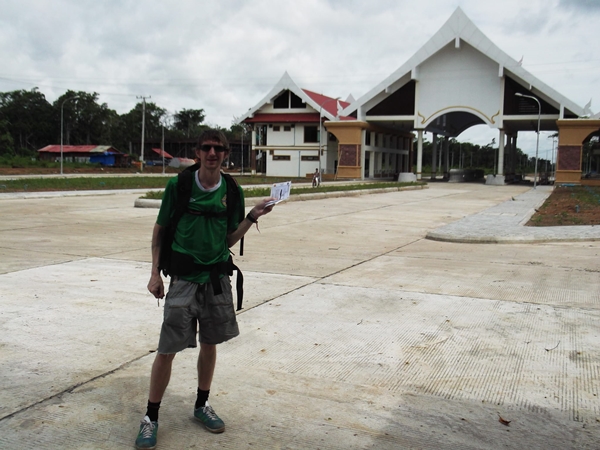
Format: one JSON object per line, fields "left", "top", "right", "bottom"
{"left": 136, "top": 129, "right": 274, "bottom": 449}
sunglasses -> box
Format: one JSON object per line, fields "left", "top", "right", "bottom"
{"left": 199, "top": 144, "right": 226, "bottom": 153}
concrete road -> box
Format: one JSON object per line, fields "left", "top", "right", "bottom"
{"left": 0, "top": 183, "right": 599, "bottom": 449}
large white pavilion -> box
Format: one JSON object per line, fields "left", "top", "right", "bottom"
{"left": 240, "top": 7, "right": 599, "bottom": 185}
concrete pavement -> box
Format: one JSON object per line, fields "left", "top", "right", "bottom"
{"left": 0, "top": 182, "right": 599, "bottom": 449}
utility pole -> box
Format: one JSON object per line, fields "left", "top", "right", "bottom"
{"left": 161, "top": 122, "right": 165, "bottom": 175}
{"left": 241, "top": 125, "right": 244, "bottom": 175}
{"left": 137, "top": 95, "right": 150, "bottom": 172}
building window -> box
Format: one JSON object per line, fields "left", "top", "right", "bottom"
{"left": 301, "top": 155, "right": 319, "bottom": 161}
{"left": 256, "top": 125, "right": 267, "bottom": 145}
{"left": 283, "top": 125, "right": 291, "bottom": 132}
{"left": 273, "top": 125, "right": 281, "bottom": 131}
{"left": 290, "top": 92, "right": 305, "bottom": 108}
{"left": 304, "top": 126, "right": 319, "bottom": 143}
{"left": 365, "top": 131, "right": 371, "bottom": 146}
{"left": 273, "top": 155, "right": 291, "bottom": 161}
{"left": 273, "top": 90, "right": 306, "bottom": 109}
{"left": 273, "top": 91, "right": 289, "bottom": 109}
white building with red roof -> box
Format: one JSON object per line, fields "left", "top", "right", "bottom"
{"left": 238, "top": 72, "right": 357, "bottom": 178}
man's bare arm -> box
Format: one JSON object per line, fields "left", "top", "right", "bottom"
{"left": 227, "top": 198, "right": 275, "bottom": 248}
{"left": 148, "top": 223, "right": 166, "bottom": 299}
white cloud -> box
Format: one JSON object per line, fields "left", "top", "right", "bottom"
{"left": 0, "top": 0, "right": 598, "bottom": 156}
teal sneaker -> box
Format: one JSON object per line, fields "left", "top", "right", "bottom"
{"left": 194, "top": 401, "right": 225, "bottom": 433}
{"left": 135, "top": 416, "right": 158, "bottom": 449}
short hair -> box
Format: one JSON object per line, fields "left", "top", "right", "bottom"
{"left": 197, "top": 129, "right": 229, "bottom": 150}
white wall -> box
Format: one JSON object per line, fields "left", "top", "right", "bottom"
{"left": 266, "top": 126, "right": 296, "bottom": 146}
{"left": 263, "top": 124, "right": 319, "bottom": 147}
{"left": 267, "top": 149, "right": 320, "bottom": 177}
{"left": 417, "top": 41, "right": 502, "bottom": 128}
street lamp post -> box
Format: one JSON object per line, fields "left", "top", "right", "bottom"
{"left": 318, "top": 97, "right": 340, "bottom": 185}
{"left": 241, "top": 125, "right": 244, "bottom": 175}
{"left": 60, "top": 96, "right": 78, "bottom": 175}
{"left": 549, "top": 134, "right": 557, "bottom": 184}
{"left": 160, "top": 113, "right": 172, "bottom": 175}
{"left": 515, "top": 92, "right": 541, "bottom": 188}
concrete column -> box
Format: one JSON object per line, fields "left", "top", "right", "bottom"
{"left": 251, "top": 129, "right": 257, "bottom": 174}
{"left": 505, "top": 135, "right": 510, "bottom": 174}
{"left": 417, "top": 130, "right": 423, "bottom": 180}
{"left": 443, "top": 136, "right": 450, "bottom": 176}
{"left": 369, "top": 151, "right": 375, "bottom": 178}
{"left": 431, "top": 133, "right": 438, "bottom": 180}
{"left": 498, "top": 129, "right": 505, "bottom": 175}
{"left": 512, "top": 135, "right": 518, "bottom": 175}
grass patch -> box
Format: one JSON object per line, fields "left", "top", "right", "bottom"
{"left": 0, "top": 175, "right": 308, "bottom": 193}
{"left": 0, "top": 177, "right": 171, "bottom": 192}
{"left": 140, "top": 181, "right": 425, "bottom": 200}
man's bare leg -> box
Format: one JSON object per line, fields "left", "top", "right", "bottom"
{"left": 149, "top": 353, "right": 176, "bottom": 403}
{"left": 194, "top": 343, "right": 224, "bottom": 432}
{"left": 198, "top": 343, "right": 217, "bottom": 390}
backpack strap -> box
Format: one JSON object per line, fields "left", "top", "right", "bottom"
{"left": 157, "top": 164, "right": 198, "bottom": 277}
{"left": 173, "top": 163, "right": 198, "bottom": 224}
{"left": 222, "top": 172, "right": 245, "bottom": 256}
{"left": 221, "top": 172, "right": 245, "bottom": 308}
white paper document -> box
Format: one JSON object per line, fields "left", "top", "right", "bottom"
{"left": 265, "top": 181, "right": 291, "bottom": 206}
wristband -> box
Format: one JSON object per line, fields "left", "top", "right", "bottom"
{"left": 246, "top": 212, "right": 258, "bottom": 223}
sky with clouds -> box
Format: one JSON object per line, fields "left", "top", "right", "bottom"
{"left": 1, "top": 0, "right": 598, "bottom": 157}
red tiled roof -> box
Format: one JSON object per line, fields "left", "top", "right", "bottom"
{"left": 243, "top": 113, "right": 321, "bottom": 124}
{"left": 38, "top": 145, "right": 122, "bottom": 154}
{"left": 302, "top": 90, "right": 351, "bottom": 116}
{"left": 152, "top": 148, "right": 174, "bottom": 159}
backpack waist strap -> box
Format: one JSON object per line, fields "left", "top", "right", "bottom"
{"left": 170, "top": 251, "right": 244, "bottom": 310}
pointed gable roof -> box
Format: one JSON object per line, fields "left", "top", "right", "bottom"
{"left": 342, "top": 7, "right": 583, "bottom": 119}
{"left": 238, "top": 72, "right": 352, "bottom": 123}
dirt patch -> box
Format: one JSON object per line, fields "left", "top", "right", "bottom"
{"left": 527, "top": 186, "right": 600, "bottom": 226}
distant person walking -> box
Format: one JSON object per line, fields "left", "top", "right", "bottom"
{"left": 135, "top": 129, "right": 275, "bottom": 449}
{"left": 312, "top": 168, "right": 320, "bottom": 187}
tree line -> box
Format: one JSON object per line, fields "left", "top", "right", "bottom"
{"left": 0, "top": 87, "right": 246, "bottom": 160}
{"left": 0, "top": 87, "right": 556, "bottom": 174}
{"left": 418, "top": 137, "right": 553, "bottom": 175}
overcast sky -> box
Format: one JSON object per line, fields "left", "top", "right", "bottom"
{"left": 1, "top": 0, "right": 598, "bottom": 158}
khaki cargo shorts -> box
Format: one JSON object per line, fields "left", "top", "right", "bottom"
{"left": 157, "top": 276, "right": 239, "bottom": 354}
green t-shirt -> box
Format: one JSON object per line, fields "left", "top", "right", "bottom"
{"left": 156, "top": 171, "right": 245, "bottom": 284}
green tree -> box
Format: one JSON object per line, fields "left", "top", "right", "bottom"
{"left": 54, "top": 91, "right": 116, "bottom": 146}
{"left": 114, "top": 102, "right": 166, "bottom": 157}
{"left": 0, "top": 88, "right": 55, "bottom": 155}
{"left": 173, "top": 108, "right": 205, "bottom": 138}
{"left": 0, "top": 119, "right": 15, "bottom": 156}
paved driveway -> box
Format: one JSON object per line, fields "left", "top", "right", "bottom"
{"left": 0, "top": 183, "right": 598, "bottom": 449}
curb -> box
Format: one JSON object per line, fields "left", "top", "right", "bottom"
{"left": 424, "top": 187, "right": 600, "bottom": 244}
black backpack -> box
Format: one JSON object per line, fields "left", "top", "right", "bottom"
{"left": 158, "top": 163, "right": 246, "bottom": 310}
